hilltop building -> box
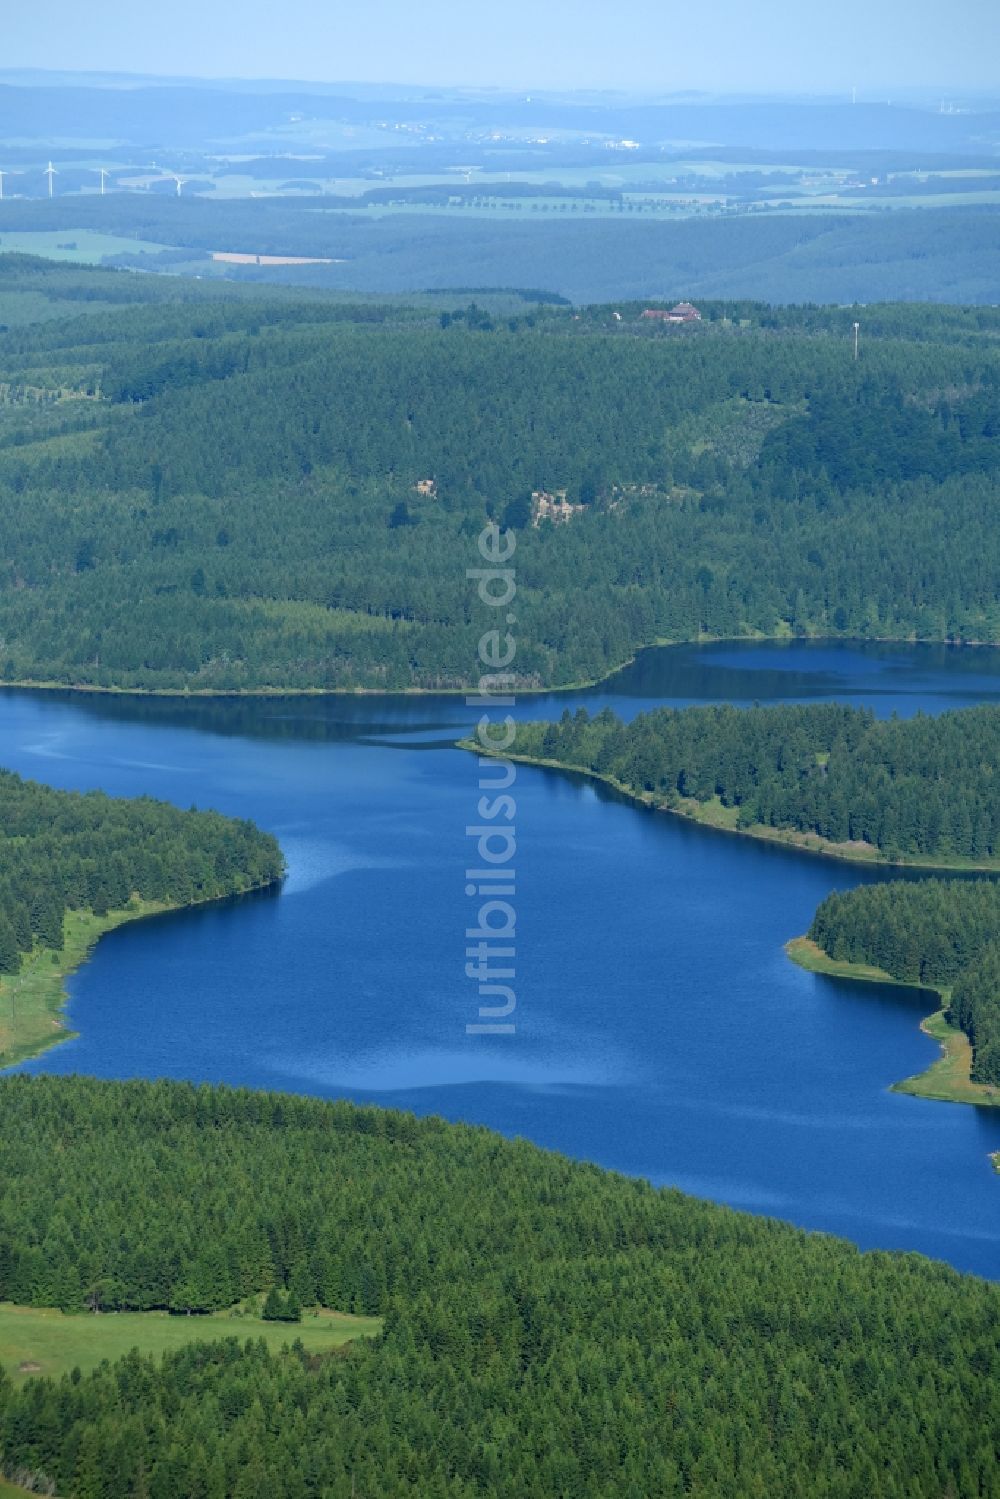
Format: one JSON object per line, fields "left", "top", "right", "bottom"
{"left": 642, "top": 302, "right": 702, "bottom": 323}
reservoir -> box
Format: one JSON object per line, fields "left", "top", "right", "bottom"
{"left": 4, "top": 640, "right": 1000, "bottom": 1276}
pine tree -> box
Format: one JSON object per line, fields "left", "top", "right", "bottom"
{"left": 262, "top": 1286, "right": 284, "bottom": 1322}
{"left": 0, "top": 915, "right": 19, "bottom": 975}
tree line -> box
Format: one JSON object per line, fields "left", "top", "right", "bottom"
{"left": 516, "top": 700, "right": 1000, "bottom": 1079}
{"left": 514, "top": 702, "right": 1000, "bottom": 862}
{"left": 0, "top": 768, "right": 283, "bottom": 975}
{"left": 0, "top": 1075, "right": 997, "bottom": 1497}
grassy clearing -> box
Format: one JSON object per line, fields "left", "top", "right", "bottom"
{"left": 0, "top": 427, "right": 103, "bottom": 462}
{"left": 237, "top": 597, "right": 413, "bottom": 634}
{"left": 0, "top": 901, "right": 202, "bottom": 1070}
{"left": 0, "top": 1302, "right": 381, "bottom": 1383}
{"left": 0, "top": 289, "right": 130, "bottom": 327}
{"left": 668, "top": 797, "right": 1000, "bottom": 871}
{"left": 0, "top": 230, "right": 176, "bottom": 264}
{"left": 784, "top": 936, "right": 907, "bottom": 987}
{"left": 893, "top": 1010, "right": 1000, "bottom": 1109}
{"left": 785, "top": 937, "right": 1000, "bottom": 1112}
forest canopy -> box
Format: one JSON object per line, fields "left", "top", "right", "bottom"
{"left": 508, "top": 702, "right": 1000, "bottom": 865}
{"left": 508, "top": 700, "right": 1000, "bottom": 1080}
{"left": 808, "top": 879, "right": 1000, "bottom": 1086}
{"left": 0, "top": 766, "right": 283, "bottom": 976}
{"left": 0, "top": 1075, "right": 998, "bottom": 1498}
{"left": 0, "top": 266, "right": 999, "bottom": 690}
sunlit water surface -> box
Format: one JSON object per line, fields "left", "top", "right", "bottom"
{"left": 4, "top": 641, "right": 1000, "bottom": 1276}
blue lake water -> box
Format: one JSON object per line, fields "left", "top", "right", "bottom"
{"left": 4, "top": 640, "right": 1000, "bottom": 1277}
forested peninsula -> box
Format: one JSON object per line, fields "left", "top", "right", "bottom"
{"left": 0, "top": 1076, "right": 998, "bottom": 1497}
{"left": 488, "top": 702, "right": 1000, "bottom": 1104}
{"left": 494, "top": 702, "right": 1000, "bottom": 868}
{"left": 1, "top": 259, "right": 1000, "bottom": 692}
{"left": 795, "top": 880, "right": 1000, "bottom": 1098}
{"left": 0, "top": 769, "right": 284, "bottom": 1066}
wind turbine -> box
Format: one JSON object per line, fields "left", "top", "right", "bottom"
{"left": 97, "top": 167, "right": 110, "bottom": 196}
{"left": 171, "top": 174, "right": 186, "bottom": 197}
{"left": 44, "top": 161, "right": 57, "bottom": 198}
{"left": 0, "top": 170, "right": 6, "bottom": 202}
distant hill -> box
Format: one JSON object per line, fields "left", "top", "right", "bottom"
{"left": 0, "top": 271, "right": 997, "bottom": 691}
{"left": 0, "top": 78, "right": 997, "bottom": 154}
{"left": 1, "top": 197, "right": 999, "bottom": 303}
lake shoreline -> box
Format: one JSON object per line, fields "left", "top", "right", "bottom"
{"left": 4, "top": 641, "right": 998, "bottom": 1277}
{"left": 460, "top": 742, "right": 1000, "bottom": 875}
{"left": 785, "top": 936, "right": 1000, "bottom": 1114}
{"left": 2, "top": 631, "right": 998, "bottom": 702}
{"left": 0, "top": 879, "right": 281, "bottom": 1071}
{"left": 464, "top": 737, "right": 1000, "bottom": 1126}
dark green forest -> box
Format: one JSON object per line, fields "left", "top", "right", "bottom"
{"left": 509, "top": 702, "right": 1000, "bottom": 864}
{"left": 2, "top": 254, "right": 1000, "bottom": 1497}
{"left": 0, "top": 260, "right": 999, "bottom": 690}
{"left": 0, "top": 767, "right": 283, "bottom": 974}
{"left": 1, "top": 196, "right": 999, "bottom": 302}
{"left": 0, "top": 1077, "right": 998, "bottom": 1498}
{"left": 809, "top": 880, "right": 1000, "bottom": 1085}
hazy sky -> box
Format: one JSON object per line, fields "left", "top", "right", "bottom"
{"left": 5, "top": 0, "right": 998, "bottom": 94}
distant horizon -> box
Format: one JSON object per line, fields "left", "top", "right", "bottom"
{"left": 0, "top": 67, "right": 995, "bottom": 106}
{"left": 4, "top": 0, "right": 999, "bottom": 97}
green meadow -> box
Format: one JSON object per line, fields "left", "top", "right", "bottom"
{"left": 0, "top": 1302, "right": 381, "bottom": 1384}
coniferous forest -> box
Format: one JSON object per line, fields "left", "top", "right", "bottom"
{"left": 512, "top": 699, "right": 1000, "bottom": 1084}
{"left": 0, "top": 259, "right": 999, "bottom": 689}
{"left": 509, "top": 702, "right": 1000, "bottom": 863}
{"left": 0, "top": 1077, "right": 998, "bottom": 1498}
{"left": 809, "top": 880, "right": 1000, "bottom": 1085}
{"left": 2, "top": 253, "right": 1000, "bottom": 1497}
{"left": 0, "top": 767, "right": 284, "bottom": 977}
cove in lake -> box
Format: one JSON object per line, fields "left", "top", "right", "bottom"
{"left": 4, "top": 640, "right": 1000, "bottom": 1278}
